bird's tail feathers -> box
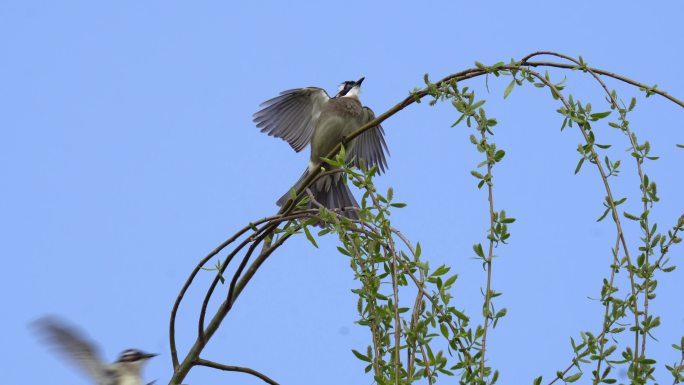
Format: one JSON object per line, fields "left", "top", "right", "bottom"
{"left": 276, "top": 169, "right": 359, "bottom": 220}
{"left": 276, "top": 169, "right": 310, "bottom": 207}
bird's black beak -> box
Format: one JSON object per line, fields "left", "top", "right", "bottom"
{"left": 355, "top": 77, "right": 365, "bottom": 86}
{"left": 142, "top": 353, "right": 158, "bottom": 359}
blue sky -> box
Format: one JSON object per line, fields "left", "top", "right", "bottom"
{"left": 2, "top": 1, "right": 683, "bottom": 384}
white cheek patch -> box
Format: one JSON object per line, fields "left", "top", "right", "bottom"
{"left": 343, "top": 87, "right": 360, "bottom": 98}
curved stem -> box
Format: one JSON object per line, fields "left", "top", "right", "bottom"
{"left": 170, "top": 225, "right": 299, "bottom": 384}
{"left": 194, "top": 358, "right": 279, "bottom": 385}
{"left": 520, "top": 51, "right": 684, "bottom": 107}
{"left": 196, "top": 212, "right": 316, "bottom": 341}
{"left": 170, "top": 214, "right": 284, "bottom": 368}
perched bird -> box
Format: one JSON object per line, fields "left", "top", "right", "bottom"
{"left": 33, "top": 317, "right": 157, "bottom": 385}
{"left": 253, "top": 77, "right": 389, "bottom": 219}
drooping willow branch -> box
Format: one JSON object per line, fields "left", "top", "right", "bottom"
{"left": 167, "top": 51, "right": 683, "bottom": 385}
{"left": 522, "top": 66, "right": 644, "bottom": 375}
{"left": 526, "top": 50, "right": 660, "bottom": 382}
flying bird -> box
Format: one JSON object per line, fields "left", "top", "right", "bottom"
{"left": 253, "top": 77, "right": 389, "bottom": 219}
{"left": 33, "top": 317, "right": 157, "bottom": 385}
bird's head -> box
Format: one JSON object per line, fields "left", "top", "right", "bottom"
{"left": 335, "top": 77, "right": 364, "bottom": 98}
{"left": 116, "top": 349, "right": 157, "bottom": 367}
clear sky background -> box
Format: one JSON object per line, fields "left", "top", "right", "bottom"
{"left": 2, "top": 2, "right": 683, "bottom": 384}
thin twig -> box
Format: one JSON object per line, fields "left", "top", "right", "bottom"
{"left": 593, "top": 234, "right": 622, "bottom": 385}
{"left": 655, "top": 220, "right": 683, "bottom": 268}
{"left": 392, "top": 228, "right": 426, "bottom": 379}
{"left": 345, "top": 231, "right": 383, "bottom": 379}
{"left": 477, "top": 114, "right": 497, "bottom": 379}
{"left": 194, "top": 358, "right": 279, "bottom": 385}
{"left": 520, "top": 51, "right": 683, "bottom": 107}
{"left": 364, "top": 190, "right": 403, "bottom": 383}
{"left": 388, "top": 232, "right": 402, "bottom": 384}
{"left": 672, "top": 354, "right": 684, "bottom": 385}
{"left": 418, "top": 340, "right": 434, "bottom": 385}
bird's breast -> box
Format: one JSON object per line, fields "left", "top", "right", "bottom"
{"left": 310, "top": 100, "right": 364, "bottom": 162}
{"left": 116, "top": 373, "right": 144, "bottom": 385}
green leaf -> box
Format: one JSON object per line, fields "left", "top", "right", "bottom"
{"left": 471, "top": 100, "right": 486, "bottom": 110}
{"left": 440, "top": 323, "right": 449, "bottom": 338}
{"left": 444, "top": 274, "right": 458, "bottom": 287}
{"left": 473, "top": 243, "right": 485, "bottom": 258}
{"left": 432, "top": 265, "right": 450, "bottom": 277}
{"left": 533, "top": 376, "right": 542, "bottom": 385}
{"left": 303, "top": 226, "right": 318, "bottom": 248}
{"left": 504, "top": 79, "right": 515, "bottom": 99}
{"left": 565, "top": 372, "right": 583, "bottom": 383}
{"left": 596, "top": 208, "right": 610, "bottom": 222}
{"left": 575, "top": 157, "right": 585, "bottom": 174}
{"left": 453, "top": 308, "right": 470, "bottom": 322}
{"left": 676, "top": 144, "right": 684, "bottom": 149}
{"left": 351, "top": 349, "right": 370, "bottom": 362}
{"left": 590, "top": 111, "right": 612, "bottom": 120}
{"left": 492, "top": 370, "right": 500, "bottom": 384}
{"left": 628, "top": 97, "right": 637, "bottom": 111}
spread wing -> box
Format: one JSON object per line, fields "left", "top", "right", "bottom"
{"left": 34, "top": 317, "right": 115, "bottom": 385}
{"left": 348, "top": 106, "right": 389, "bottom": 173}
{"left": 253, "top": 87, "right": 330, "bottom": 152}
